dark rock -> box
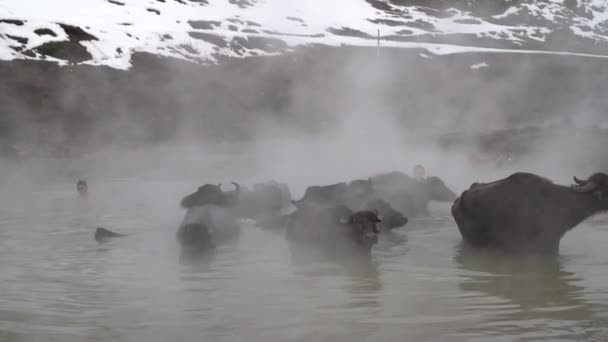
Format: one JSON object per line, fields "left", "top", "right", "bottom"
{"left": 0, "top": 19, "right": 25, "bottom": 26}
{"left": 59, "top": 24, "right": 98, "bottom": 41}
{"left": 327, "top": 27, "right": 373, "bottom": 39}
{"left": 34, "top": 28, "right": 57, "bottom": 37}
{"left": 286, "top": 17, "right": 305, "bottom": 23}
{"left": 188, "top": 32, "right": 227, "bottom": 47}
{"left": 229, "top": 0, "right": 256, "bottom": 8}
{"left": 188, "top": 20, "right": 220, "bottom": 30}
{"left": 233, "top": 36, "right": 288, "bottom": 53}
{"left": 405, "top": 20, "right": 436, "bottom": 31}
{"left": 395, "top": 29, "right": 414, "bottom": 35}
{"left": 368, "top": 19, "right": 410, "bottom": 26}
{"left": 454, "top": 18, "right": 482, "bottom": 24}
{"left": 6, "top": 35, "right": 28, "bottom": 45}
{"left": 365, "top": 0, "right": 393, "bottom": 12}
{"left": 33, "top": 41, "right": 92, "bottom": 63}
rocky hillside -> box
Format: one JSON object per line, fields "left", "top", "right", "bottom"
{"left": 1, "top": 0, "right": 608, "bottom": 68}
{"left": 0, "top": 0, "right": 607, "bottom": 162}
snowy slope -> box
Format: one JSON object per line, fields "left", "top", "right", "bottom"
{"left": 1, "top": 0, "right": 608, "bottom": 69}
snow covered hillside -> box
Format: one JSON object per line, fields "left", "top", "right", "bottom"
{"left": 1, "top": 0, "right": 608, "bottom": 69}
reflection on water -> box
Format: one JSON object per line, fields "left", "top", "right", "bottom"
{"left": 289, "top": 243, "right": 383, "bottom": 309}
{"left": 2, "top": 177, "right": 608, "bottom": 341}
{"left": 454, "top": 243, "right": 599, "bottom": 340}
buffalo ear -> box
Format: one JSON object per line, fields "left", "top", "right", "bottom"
{"left": 372, "top": 211, "right": 382, "bottom": 222}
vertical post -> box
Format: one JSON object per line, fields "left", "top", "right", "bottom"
{"left": 377, "top": 29, "right": 380, "bottom": 57}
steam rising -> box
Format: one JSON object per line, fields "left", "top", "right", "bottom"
{"left": 1, "top": 46, "right": 607, "bottom": 199}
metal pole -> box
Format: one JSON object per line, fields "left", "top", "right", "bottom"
{"left": 377, "top": 29, "right": 380, "bottom": 57}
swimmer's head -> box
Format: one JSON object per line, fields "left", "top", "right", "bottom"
{"left": 77, "top": 180, "right": 88, "bottom": 196}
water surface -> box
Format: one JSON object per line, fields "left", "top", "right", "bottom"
{"left": 1, "top": 172, "right": 608, "bottom": 342}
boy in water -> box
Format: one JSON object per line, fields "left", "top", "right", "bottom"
{"left": 77, "top": 180, "right": 88, "bottom": 197}
{"left": 413, "top": 164, "right": 426, "bottom": 182}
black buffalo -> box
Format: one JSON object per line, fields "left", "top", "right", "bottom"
{"left": 370, "top": 171, "right": 457, "bottom": 217}
{"left": 292, "top": 178, "right": 409, "bottom": 230}
{"left": 285, "top": 204, "right": 382, "bottom": 254}
{"left": 177, "top": 182, "right": 242, "bottom": 254}
{"left": 452, "top": 172, "right": 608, "bottom": 254}
{"left": 292, "top": 179, "right": 376, "bottom": 209}
{"left": 365, "top": 198, "right": 408, "bottom": 230}
{"left": 180, "top": 182, "right": 241, "bottom": 209}
{"left": 177, "top": 204, "right": 241, "bottom": 253}
{"left": 237, "top": 180, "right": 292, "bottom": 219}
{"left": 176, "top": 223, "right": 215, "bottom": 254}
{"left": 291, "top": 182, "right": 348, "bottom": 208}
{"left": 94, "top": 227, "right": 127, "bottom": 243}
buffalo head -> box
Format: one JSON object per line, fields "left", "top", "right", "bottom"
{"left": 572, "top": 173, "right": 608, "bottom": 204}
{"left": 340, "top": 209, "right": 382, "bottom": 247}
{"left": 366, "top": 198, "right": 408, "bottom": 230}
{"left": 180, "top": 182, "right": 241, "bottom": 209}
{"left": 219, "top": 181, "right": 241, "bottom": 206}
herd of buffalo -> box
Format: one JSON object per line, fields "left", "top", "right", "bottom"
{"left": 95, "top": 169, "right": 608, "bottom": 257}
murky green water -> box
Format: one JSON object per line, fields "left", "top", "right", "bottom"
{"left": 1, "top": 162, "right": 608, "bottom": 342}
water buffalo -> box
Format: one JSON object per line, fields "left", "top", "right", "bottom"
{"left": 94, "top": 227, "right": 127, "bottom": 243}
{"left": 177, "top": 204, "right": 241, "bottom": 253}
{"left": 291, "top": 178, "right": 408, "bottom": 230}
{"left": 237, "top": 180, "right": 292, "bottom": 219}
{"left": 371, "top": 171, "right": 457, "bottom": 217}
{"left": 285, "top": 204, "right": 382, "bottom": 254}
{"left": 451, "top": 172, "right": 608, "bottom": 254}
{"left": 291, "top": 182, "right": 348, "bottom": 208}
{"left": 177, "top": 182, "right": 242, "bottom": 254}
{"left": 365, "top": 198, "right": 408, "bottom": 230}
{"left": 180, "top": 182, "right": 240, "bottom": 209}
{"left": 176, "top": 223, "right": 214, "bottom": 253}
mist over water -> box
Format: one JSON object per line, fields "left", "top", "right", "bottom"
{"left": 2, "top": 43, "right": 608, "bottom": 341}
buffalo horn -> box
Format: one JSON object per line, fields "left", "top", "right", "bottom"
{"left": 573, "top": 176, "right": 587, "bottom": 185}
{"left": 573, "top": 181, "right": 598, "bottom": 193}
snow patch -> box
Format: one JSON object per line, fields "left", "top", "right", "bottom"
{"left": 0, "top": 0, "right": 607, "bottom": 68}
{"left": 470, "top": 62, "right": 488, "bottom": 69}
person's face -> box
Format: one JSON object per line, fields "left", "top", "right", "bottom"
{"left": 414, "top": 166, "right": 426, "bottom": 179}
{"left": 78, "top": 184, "right": 88, "bottom": 196}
